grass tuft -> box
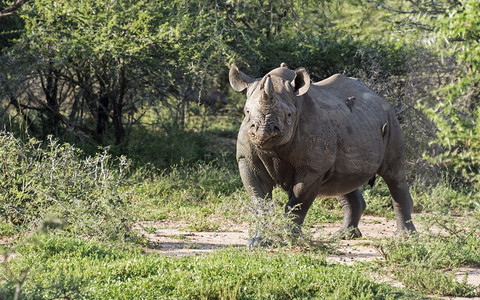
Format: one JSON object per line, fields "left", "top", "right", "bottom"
{"left": 378, "top": 213, "right": 480, "bottom": 297}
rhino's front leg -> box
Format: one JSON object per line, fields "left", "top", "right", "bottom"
{"left": 285, "top": 169, "right": 322, "bottom": 234}
{"left": 238, "top": 158, "right": 275, "bottom": 247}
{"left": 285, "top": 182, "right": 317, "bottom": 226}
{"left": 337, "top": 189, "right": 366, "bottom": 239}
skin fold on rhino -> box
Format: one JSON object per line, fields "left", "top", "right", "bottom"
{"left": 229, "top": 64, "right": 416, "bottom": 246}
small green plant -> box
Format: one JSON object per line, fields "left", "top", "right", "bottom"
{"left": 0, "top": 132, "right": 134, "bottom": 241}
{"left": 170, "top": 234, "right": 188, "bottom": 240}
{"left": 240, "top": 188, "right": 321, "bottom": 248}
{"left": 144, "top": 227, "right": 157, "bottom": 234}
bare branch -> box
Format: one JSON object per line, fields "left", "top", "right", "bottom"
{"left": 0, "top": 0, "right": 28, "bottom": 19}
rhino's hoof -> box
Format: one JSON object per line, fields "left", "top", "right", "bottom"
{"left": 394, "top": 221, "right": 417, "bottom": 238}
{"left": 247, "top": 237, "right": 262, "bottom": 248}
{"left": 248, "top": 232, "right": 272, "bottom": 248}
{"left": 335, "top": 227, "right": 362, "bottom": 240}
{"left": 287, "top": 223, "right": 303, "bottom": 236}
{"left": 394, "top": 228, "right": 417, "bottom": 238}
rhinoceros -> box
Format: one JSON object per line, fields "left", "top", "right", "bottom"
{"left": 229, "top": 64, "right": 416, "bottom": 245}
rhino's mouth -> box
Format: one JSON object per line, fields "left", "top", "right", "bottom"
{"left": 247, "top": 115, "right": 285, "bottom": 147}
{"left": 249, "top": 131, "right": 282, "bottom": 147}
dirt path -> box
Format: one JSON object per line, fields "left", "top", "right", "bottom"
{"left": 138, "top": 216, "right": 480, "bottom": 289}
{"left": 138, "top": 216, "right": 398, "bottom": 260}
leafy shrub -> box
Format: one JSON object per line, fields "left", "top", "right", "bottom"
{"left": 420, "top": 0, "right": 480, "bottom": 197}
{"left": 412, "top": 180, "right": 476, "bottom": 213}
{"left": 0, "top": 132, "right": 134, "bottom": 241}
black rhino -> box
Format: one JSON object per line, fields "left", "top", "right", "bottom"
{"left": 229, "top": 64, "right": 416, "bottom": 245}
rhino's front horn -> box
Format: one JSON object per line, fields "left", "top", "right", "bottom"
{"left": 260, "top": 75, "right": 275, "bottom": 107}
{"left": 265, "top": 75, "right": 274, "bottom": 98}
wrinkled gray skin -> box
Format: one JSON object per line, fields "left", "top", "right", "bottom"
{"left": 229, "top": 64, "right": 416, "bottom": 246}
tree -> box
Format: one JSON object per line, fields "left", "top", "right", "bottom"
{"left": 2, "top": 0, "right": 175, "bottom": 143}
{"left": 2, "top": 0, "right": 410, "bottom": 147}
{"left": 421, "top": 0, "right": 480, "bottom": 196}
{"left": 1, "top": 0, "right": 307, "bottom": 143}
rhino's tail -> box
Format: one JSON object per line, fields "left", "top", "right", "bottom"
{"left": 368, "top": 175, "right": 376, "bottom": 187}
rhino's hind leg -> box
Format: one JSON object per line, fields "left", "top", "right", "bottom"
{"left": 382, "top": 174, "right": 416, "bottom": 235}
{"left": 337, "top": 189, "right": 366, "bottom": 239}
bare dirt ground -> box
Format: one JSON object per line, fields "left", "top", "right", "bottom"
{"left": 138, "top": 215, "right": 480, "bottom": 292}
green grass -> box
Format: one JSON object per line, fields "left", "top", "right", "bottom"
{"left": 376, "top": 211, "right": 480, "bottom": 297}
{"left": 1, "top": 234, "right": 423, "bottom": 299}
{"left": 128, "top": 160, "right": 246, "bottom": 223}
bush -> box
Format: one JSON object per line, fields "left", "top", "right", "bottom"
{"left": 420, "top": 0, "right": 480, "bottom": 197}
{"left": 0, "top": 132, "right": 134, "bottom": 241}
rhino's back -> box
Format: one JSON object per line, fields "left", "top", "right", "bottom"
{"left": 294, "top": 74, "right": 395, "bottom": 196}
{"left": 311, "top": 74, "right": 390, "bottom": 110}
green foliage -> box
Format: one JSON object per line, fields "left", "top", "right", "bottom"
{"left": 241, "top": 188, "right": 302, "bottom": 247}
{"left": 0, "top": 2, "right": 23, "bottom": 50}
{"left": 390, "top": 266, "right": 477, "bottom": 297}
{"left": 412, "top": 180, "right": 476, "bottom": 213}
{"left": 1, "top": 0, "right": 240, "bottom": 142}
{"left": 421, "top": 0, "right": 480, "bottom": 197}
{"left": 1, "top": 234, "right": 423, "bottom": 299}
{"left": 0, "top": 0, "right": 415, "bottom": 146}
{"left": 0, "top": 132, "right": 133, "bottom": 241}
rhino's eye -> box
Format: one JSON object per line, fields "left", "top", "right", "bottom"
{"left": 287, "top": 113, "right": 292, "bottom": 118}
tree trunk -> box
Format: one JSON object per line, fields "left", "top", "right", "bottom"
{"left": 96, "top": 93, "right": 109, "bottom": 142}
{"left": 112, "top": 65, "right": 126, "bottom": 144}
{"left": 41, "top": 65, "right": 60, "bottom": 136}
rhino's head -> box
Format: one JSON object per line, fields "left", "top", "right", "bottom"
{"left": 229, "top": 64, "right": 310, "bottom": 148}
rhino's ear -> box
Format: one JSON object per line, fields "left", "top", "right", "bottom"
{"left": 291, "top": 67, "right": 310, "bottom": 96}
{"left": 229, "top": 64, "right": 255, "bottom": 92}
